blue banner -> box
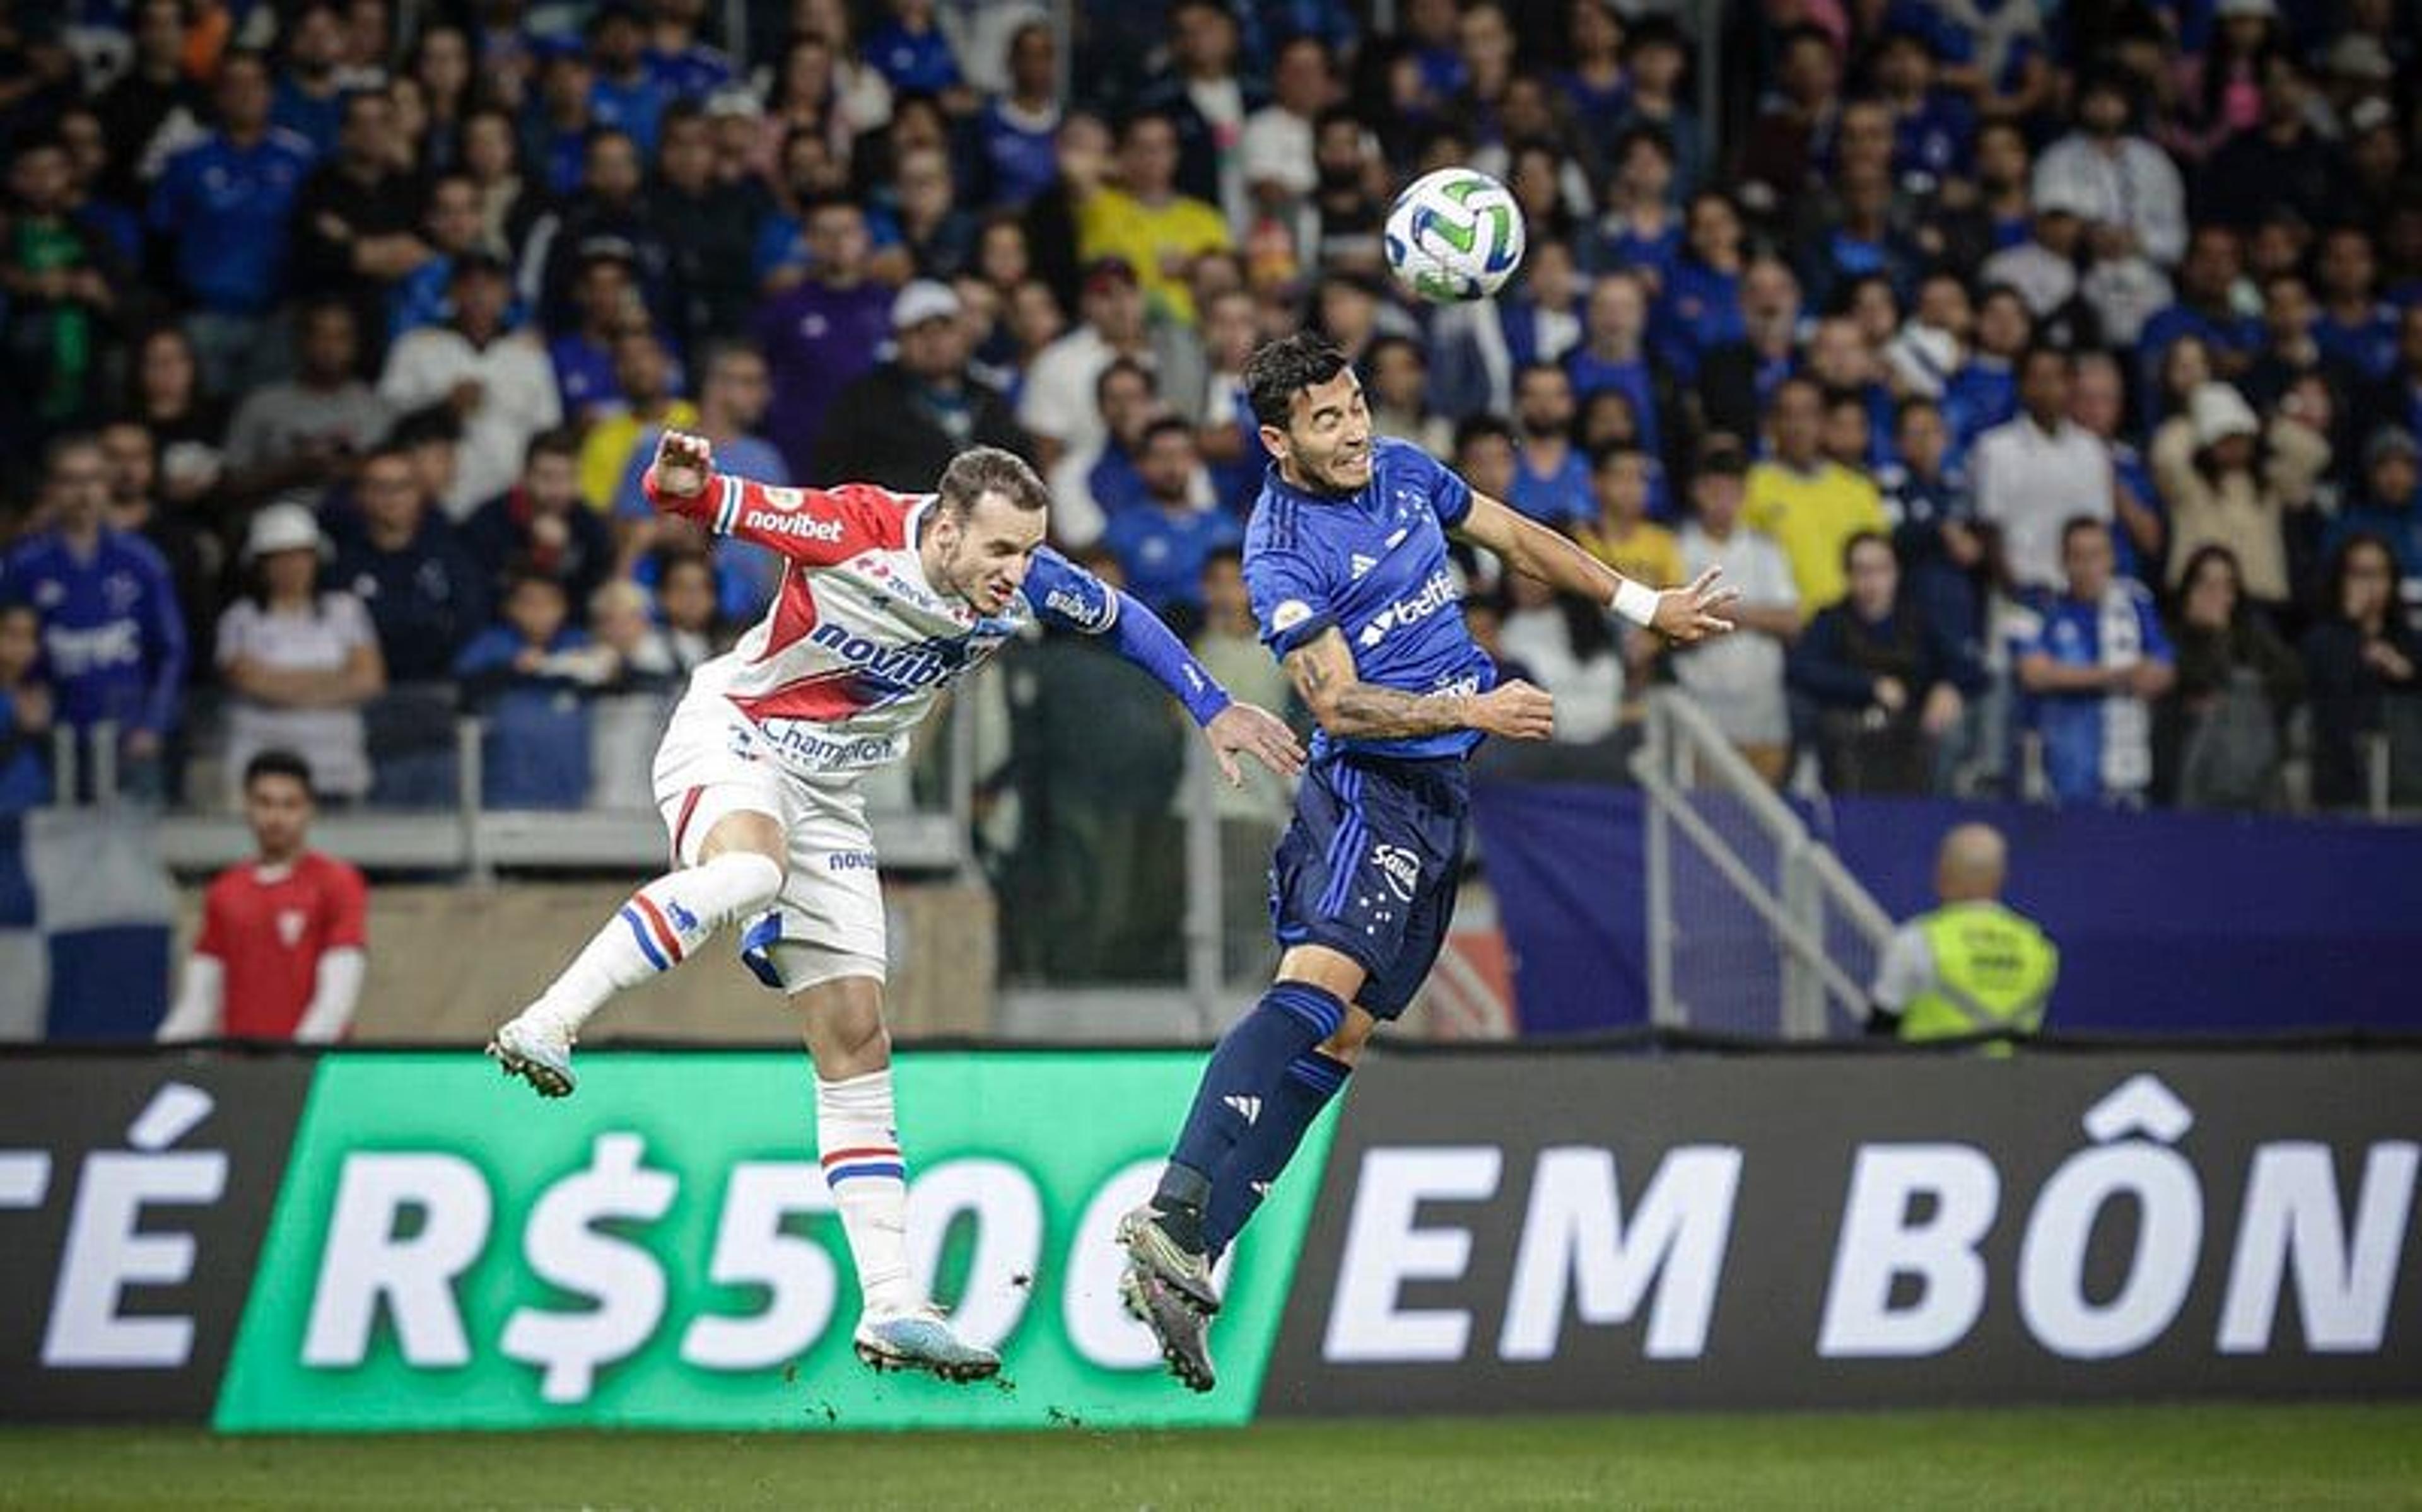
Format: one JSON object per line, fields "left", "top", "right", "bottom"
{"left": 1470, "top": 782, "right": 2422, "bottom": 1037}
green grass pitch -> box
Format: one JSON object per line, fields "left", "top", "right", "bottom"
{"left": 4, "top": 1405, "right": 2418, "bottom": 1511}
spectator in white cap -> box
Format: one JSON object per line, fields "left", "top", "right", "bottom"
{"left": 216, "top": 501, "right": 386, "bottom": 807}
{"left": 815, "top": 279, "right": 1029, "bottom": 493}
{"left": 2153, "top": 380, "right": 2331, "bottom": 612}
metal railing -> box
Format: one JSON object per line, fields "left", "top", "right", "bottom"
{"left": 1632, "top": 690, "right": 1895, "bottom": 1040}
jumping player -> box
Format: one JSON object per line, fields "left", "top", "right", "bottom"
{"left": 490, "top": 431, "right": 1301, "bottom": 1382}
{"left": 1117, "top": 334, "right": 1737, "bottom": 1390}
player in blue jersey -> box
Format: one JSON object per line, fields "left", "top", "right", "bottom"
{"left": 1116, "top": 334, "right": 1738, "bottom": 1390}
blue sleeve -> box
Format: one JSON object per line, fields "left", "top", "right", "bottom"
{"left": 452, "top": 627, "right": 517, "bottom": 678}
{"left": 136, "top": 550, "right": 186, "bottom": 733}
{"left": 1400, "top": 441, "right": 1475, "bottom": 528}
{"left": 1108, "top": 589, "right": 1231, "bottom": 726}
{"left": 1027, "top": 548, "right": 1231, "bottom": 725}
{"left": 2137, "top": 595, "right": 2174, "bottom": 665}
{"left": 1244, "top": 541, "right": 1337, "bottom": 659}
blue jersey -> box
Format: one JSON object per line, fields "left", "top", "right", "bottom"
{"left": 1103, "top": 504, "right": 1245, "bottom": 617}
{"left": 147, "top": 130, "right": 315, "bottom": 315}
{"left": 1244, "top": 437, "right": 1494, "bottom": 762}
{"left": 2314, "top": 305, "right": 2400, "bottom": 381}
{"left": 646, "top": 45, "right": 734, "bottom": 101}
{"left": 1650, "top": 258, "right": 1743, "bottom": 381}
{"left": 974, "top": 99, "right": 1060, "bottom": 208}
{"left": 590, "top": 74, "right": 667, "bottom": 154}
{"left": 5, "top": 529, "right": 187, "bottom": 735}
{"left": 1564, "top": 351, "right": 1661, "bottom": 457}
{"left": 866, "top": 22, "right": 962, "bottom": 95}
{"left": 2008, "top": 582, "right": 2172, "bottom": 804}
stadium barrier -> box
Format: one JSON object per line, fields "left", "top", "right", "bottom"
{"left": 2, "top": 1047, "right": 2413, "bottom": 1429}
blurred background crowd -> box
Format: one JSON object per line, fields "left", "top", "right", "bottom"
{"left": 0, "top": 0, "right": 2418, "bottom": 857}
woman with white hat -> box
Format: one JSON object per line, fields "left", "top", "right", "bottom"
{"left": 2151, "top": 379, "right": 2331, "bottom": 612}
{"left": 215, "top": 501, "right": 387, "bottom": 807}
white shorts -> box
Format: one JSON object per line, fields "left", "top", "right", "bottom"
{"left": 652, "top": 694, "right": 887, "bottom": 992}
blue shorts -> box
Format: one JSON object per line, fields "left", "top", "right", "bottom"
{"left": 1269, "top": 752, "right": 1470, "bottom": 1019}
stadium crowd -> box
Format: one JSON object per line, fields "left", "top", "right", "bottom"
{"left": 0, "top": 0, "right": 2418, "bottom": 835}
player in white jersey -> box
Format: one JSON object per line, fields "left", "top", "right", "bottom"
{"left": 489, "top": 432, "right": 1301, "bottom": 1380}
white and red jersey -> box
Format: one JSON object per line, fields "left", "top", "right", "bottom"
{"left": 648, "top": 463, "right": 1128, "bottom": 777}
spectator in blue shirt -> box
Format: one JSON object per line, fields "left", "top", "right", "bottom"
{"left": 1943, "top": 285, "right": 2032, "bottom": 459}
{"left": 326, "top": 445, "right": 489, "bottom": 683}
{"left": 2138, "top": 225, "right": 2266, "bottom": 393}
{"left": 268, "top": 2, "right": 350, "bottom": 158}
{"left": 1589, "top": 125, "right": 1683, "bottom": 288}
{"left": 2314, "top": 226, "right": 2401, "bottom": 383}
{"left": 1876, "top": 397, "right": 1985, "bottom": 650}
{"left": 0, "top": 603, "right": 54, "bottom": 812}
{"left": 147, "top": 51, "right": 316, "bottom": 392}
{"left": 2010, "top": 516, "right": 2177, "bottom": 806}
{"left": 1650, "top": 190, "right": 1748, "bottom": 384}
{"left": 586, "top": 3, "right": 669, "bottom": 156}
{"left": 2324, "top": 426, "right": 2422, "bottom": 597}
{"left": 1565, "top": 271, "right": 1662, "bottom": 460}
{"left": 866, "top": 0, "right": 964, "bottom": 100}
{"left": 1873, "top": 27, "right": 1978, "bottom": 192}
{"left": 1508, "top": 361, "right": 1593, "bottom": 527}
{"left": 643, "top": 0, "right": 735, "bottom": 101}
{"left": 453, "top": 568, "right": 599, "bottom": 810}
{"left": 1616, "top": 17, "right": 1704, "bottom": 201}
{"left": 548, "top": 241, "right": 647, "bottom": 424}
{"left": 522, "top": 48, "right": 600, "bottom": 197}
{"left": 4, "top": 435, "right": 187, "bottom": 797}
{"left": 1103, "top": 417, "right": 1243, "bottom": 627}
{"left": 972, "top": 18, "right": 1063, "bottom": 209}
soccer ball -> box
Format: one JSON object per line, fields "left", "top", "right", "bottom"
{"left": 1383, "top": 168, "right": 1528, "bottom": 303}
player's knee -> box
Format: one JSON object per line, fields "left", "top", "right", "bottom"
{"left": 797, "top": 975, "right": 889, "bottom": 1074}
{"left": 701, "top": 812, "right": 787, "bottom": 876}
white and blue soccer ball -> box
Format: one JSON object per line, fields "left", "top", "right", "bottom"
{"left": 1383, "top": 167, "right": 1528, "bottom": 303}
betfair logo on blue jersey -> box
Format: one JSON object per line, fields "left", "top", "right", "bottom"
{"left": 1357, "top": 569, "right": 1460, "bottom": 650}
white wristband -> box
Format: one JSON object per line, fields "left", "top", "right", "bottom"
{"left": 1612, "top": 578, "right": 1661, "bottom": 629}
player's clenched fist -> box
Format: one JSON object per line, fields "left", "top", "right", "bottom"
{"left": 1467, "top": 678, "right": 1555, "bottom": 741}
{"left": 653, "top": 429, "right": 715, "bottom": 498}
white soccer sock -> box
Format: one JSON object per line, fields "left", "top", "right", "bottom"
{"left": 523, "top": 851, "right": 785, "bottom": 1038}
{"left": 817, "top": 1069, "right": 920, "bottom": 1318}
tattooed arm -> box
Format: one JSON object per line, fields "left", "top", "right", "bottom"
{"left": 1282, "top": 626, "right": 1555, "bottom": 741}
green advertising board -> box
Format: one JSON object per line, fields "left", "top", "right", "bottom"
{"left": 216, "top": 1051, "right": 1331, "bottom": 1431}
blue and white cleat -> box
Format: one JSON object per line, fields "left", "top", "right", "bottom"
{"left": 852, "top": 1308, "right": 1000, "bottom": 1383}
{"left": 488, "top": 1015, "right": 576, "bottom": 1099}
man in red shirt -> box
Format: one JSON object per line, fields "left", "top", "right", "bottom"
{"left": 157, "top": 750, "right": 369, "bottom": 1042}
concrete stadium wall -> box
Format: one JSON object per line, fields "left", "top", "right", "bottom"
{"left": 175, "top": 879, "right": 998, "bottom": 1042}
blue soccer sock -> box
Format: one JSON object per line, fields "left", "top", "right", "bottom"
{"left": 1154, "top": 982, "right": 1346, "bottom": 1247}
{"left": 1204, "top": 1050, "right": 1352, "bottom": 1264}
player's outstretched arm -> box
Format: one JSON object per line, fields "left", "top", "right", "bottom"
{"left": 1285, "top": 626, "right": 1555, "bottom": 742}
{"left": 643, "top": 428, "right": 905, "bottom": 566}
{"left": 1453, "top": 492, "right": 1740, "bottom": 643}
{"left": 1092, "top": 583, "right": 1307, "bottom": 782}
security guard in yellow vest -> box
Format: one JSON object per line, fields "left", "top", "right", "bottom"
{"left": 1868, "top": 823, "right": 2059, "bottom": 1053}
